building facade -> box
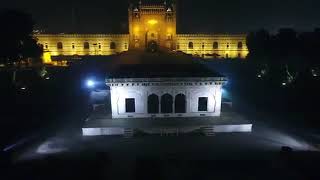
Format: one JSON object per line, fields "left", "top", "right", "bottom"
{"left": 107, "top": 77, "right": 224, "bottom": 119}
{"left": 36, "top": 1, "right": 249, "bottom": 64}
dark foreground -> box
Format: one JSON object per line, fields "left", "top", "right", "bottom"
{"left": 1, "top": 59, "right": 320, "bottom": 179}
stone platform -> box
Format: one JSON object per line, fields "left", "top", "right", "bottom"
{"left": 82, "top": 112, "right": 252, "bottom": 136}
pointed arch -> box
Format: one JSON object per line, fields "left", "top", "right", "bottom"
{"left": 57, "top": 42, "right": 63, "bottom": 49}
{"left": 161, "top": 93, "right": 173, "bottom": 113}
{"left": 175, "top": 94, "right": 186, "bottom": 113}
{"left": 110, "top": 42, "right": 116, "bottom": 49}
{"left": 188, "top": 42, "right": 193, "bottom": 49}
{"left": 148, "top": 94, "right": 159, "bottom": 113}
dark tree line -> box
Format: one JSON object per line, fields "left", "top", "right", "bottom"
{"left": 247, "top": 28, "right": 320, "bottom": 83}
{"left": 0, "top": 9, "right": 42, "bottom": 65}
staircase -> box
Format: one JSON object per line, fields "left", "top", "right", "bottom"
{"left": 124, "top": 128, "right": 134, "bottom": 138}
{"left": 201, "top": 126, "right": 215, "bottom": 136}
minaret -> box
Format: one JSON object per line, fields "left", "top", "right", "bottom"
{"left": 71, "top": 7, "right": 76, "bottom": 33}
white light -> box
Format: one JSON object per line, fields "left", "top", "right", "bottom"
{"left": 45, "top": 77, "right": 50, "bottom": 80}
{"left": 86, "top": 79, "right": 95, "bottom": 88}
{"left": 257, "top": 74, "right": 262, "bottom": 78}
{"left": 36, "top": 138, "right": 67, "bottom": 154}
{"left": 282, "top": 82, "right": 286, "bottom": 86}
{"left": 20, "top": 87, "right": 26, "bottom": 90}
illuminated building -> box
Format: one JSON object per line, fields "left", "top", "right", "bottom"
{"left": 36, "top": 1, "right": 249, "bottom": 64}
{"left": 82, "top": 51, "right": 252, "bottom": 136}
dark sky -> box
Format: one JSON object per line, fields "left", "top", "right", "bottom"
{"left": 2, "top": 0, "right": 320, "bottom": 33}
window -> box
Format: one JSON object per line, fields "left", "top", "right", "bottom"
{"left": 238, "top": 53, "right": 241, "bottom": 58}
{"left": 202, "top": 43, "right": 205, "bottom": 49}
{"left": 238, "top": 42, "right": 243, "bottom": 49}
{"left": 72, "top": 44, "right": 75, "bottom": 49}
{"left": 151, "top": 33, "right": 155, "bottom": 38}
{"left": 188, "top": 42, "right": 193, "bottom": 49}
{"left": 198, "top": 97, "right": 208, "bottom": 111}
{"left": 84, "top": 42, "right": 89, "bottom": 49}
{"left": 57, "top": 42, "right": 63, "bottom": 49}
{"left": 175, "top": 94, "right": 186, "bottom": 113}
{"left": 45, "top": 44, "right": 48, "bottom": 49}
{"left": 125, "top": 98, "right": 135, "bottom": 113}
{"left": 98, "top": 44, "right": 101, "bottom": 49}
{"left": 176, "top": 43, "right": 180, "bottom": 50}
{"left": 213, "top": 42, "right": 218, "bottom": 49}
{"left": 227, "top": 44, "right": 229, "bottom": 48}
{"left": 226, "top": 53, "right": 229, "bottom": 58}
{"left": 124, "top": 43, "right": 128, "bottom": 49}
{"left": 148, "top": 94, "right": 159, "bottom": 113}
{"left": 161, "top": 94, "right": 173, "bottom": 113}
{"left": 110, "top": 42, "right": 116, "bottom": 49}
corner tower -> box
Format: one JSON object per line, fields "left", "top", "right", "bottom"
{"left": 128, "top": 1, "right": 177, "bottom": 50}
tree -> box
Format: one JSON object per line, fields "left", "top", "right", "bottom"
{"left": 0, "top": 9, "right": 42, "bottom": 64}
{"left": 246, "top": 29, "right": 271, "bottom": 58}
{"left": 0, "top": 9, "right": 43, "bottom": 82}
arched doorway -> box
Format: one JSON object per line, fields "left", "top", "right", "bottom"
{"left": 147, "top": 40, "right": 158, "bottom": 52}
{"left": 175, "top": 94, "right": 186, "bottom": 113}
{"left": 161, "top": 93, "right": 173, "bottom": 113}
{"left": 148, "top": 94, "right": 159, "bottom": 113}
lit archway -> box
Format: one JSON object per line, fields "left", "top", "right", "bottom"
{"left": 57, "top": 42, "right": 63, "bottom": 49}
{"left": 84, "top": 42, "right": 89, "bottom": 49}
{"left": 147, "top": 40, "right": 158, "bottom": 52}
{"left": 110, "top": 42, "right": 116, "bottom": 49}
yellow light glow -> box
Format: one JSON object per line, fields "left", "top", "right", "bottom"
{"left": 147, "top": 19, "right": 158, "bottom": 25}
{"left": 134, "top": 26, "right": 139, "bottom": 32}
{"left": 42, "top": 51, "right": 52, "bottom": 64}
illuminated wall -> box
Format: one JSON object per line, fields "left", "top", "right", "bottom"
{"left": 176, "top": 34, "right": 249, "bottom": 59}
{"left": 107, "top": 77, "right": 223, "bottom": 119}
{"left": 36, "top": 34, "right": 129, "bottom": 57}
{"left": 35, "top": 2, "right": 249, "bottom": 63}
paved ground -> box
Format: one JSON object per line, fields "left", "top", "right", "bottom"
{"left": 84, "top": 111, "right": 251, "bottom": 128}
{"left": 7, "top": 120, "right": 319, "bottom": 180}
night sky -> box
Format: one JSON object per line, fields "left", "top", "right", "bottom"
{"left": 2, "top": 0, "right": 320, "bottom": 33}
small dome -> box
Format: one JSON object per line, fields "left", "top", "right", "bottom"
{"left": 134, "top": 7, "right": 139, "bottom": 12}
{"left": 167, "top": 7, "right": 172, "bottom": 12}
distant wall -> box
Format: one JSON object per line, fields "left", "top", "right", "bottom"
{"left": 35, "top": 33, "right": 249, "bottom": 65}
{"left": 176, "top": 34, "right": 249, "bottom": 59}
{"left": 35, "top": 34, "right": 129, "bottom": 62}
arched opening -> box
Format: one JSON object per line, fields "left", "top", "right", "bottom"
{"left": 84, "top": 42, "right": 89, "bottom": 49}
{"left": 213, "top": 42, "right": 218, "bottom": 49}
{"left": 188, "top": 42, "right": 193, "bottom": 49}
{"left": 175, "top": 94, "right": 186, "bottom": 113}
{"left": 110, "top": 42, "right": 116, "bottom": 49}
{"left": 147, "top": 40, "right": 158, "bottom": 52}
{"left": 161, "top": 93, "right": 173, "bottom": 113}
{"left": 148, "top": 94, "right": 159, "bottom": 113}
{"left": 238, "top": 42, "right": 243, "bottom": 49}
{"left": 57, "top": 42, "right": 63, "bottom": 49}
